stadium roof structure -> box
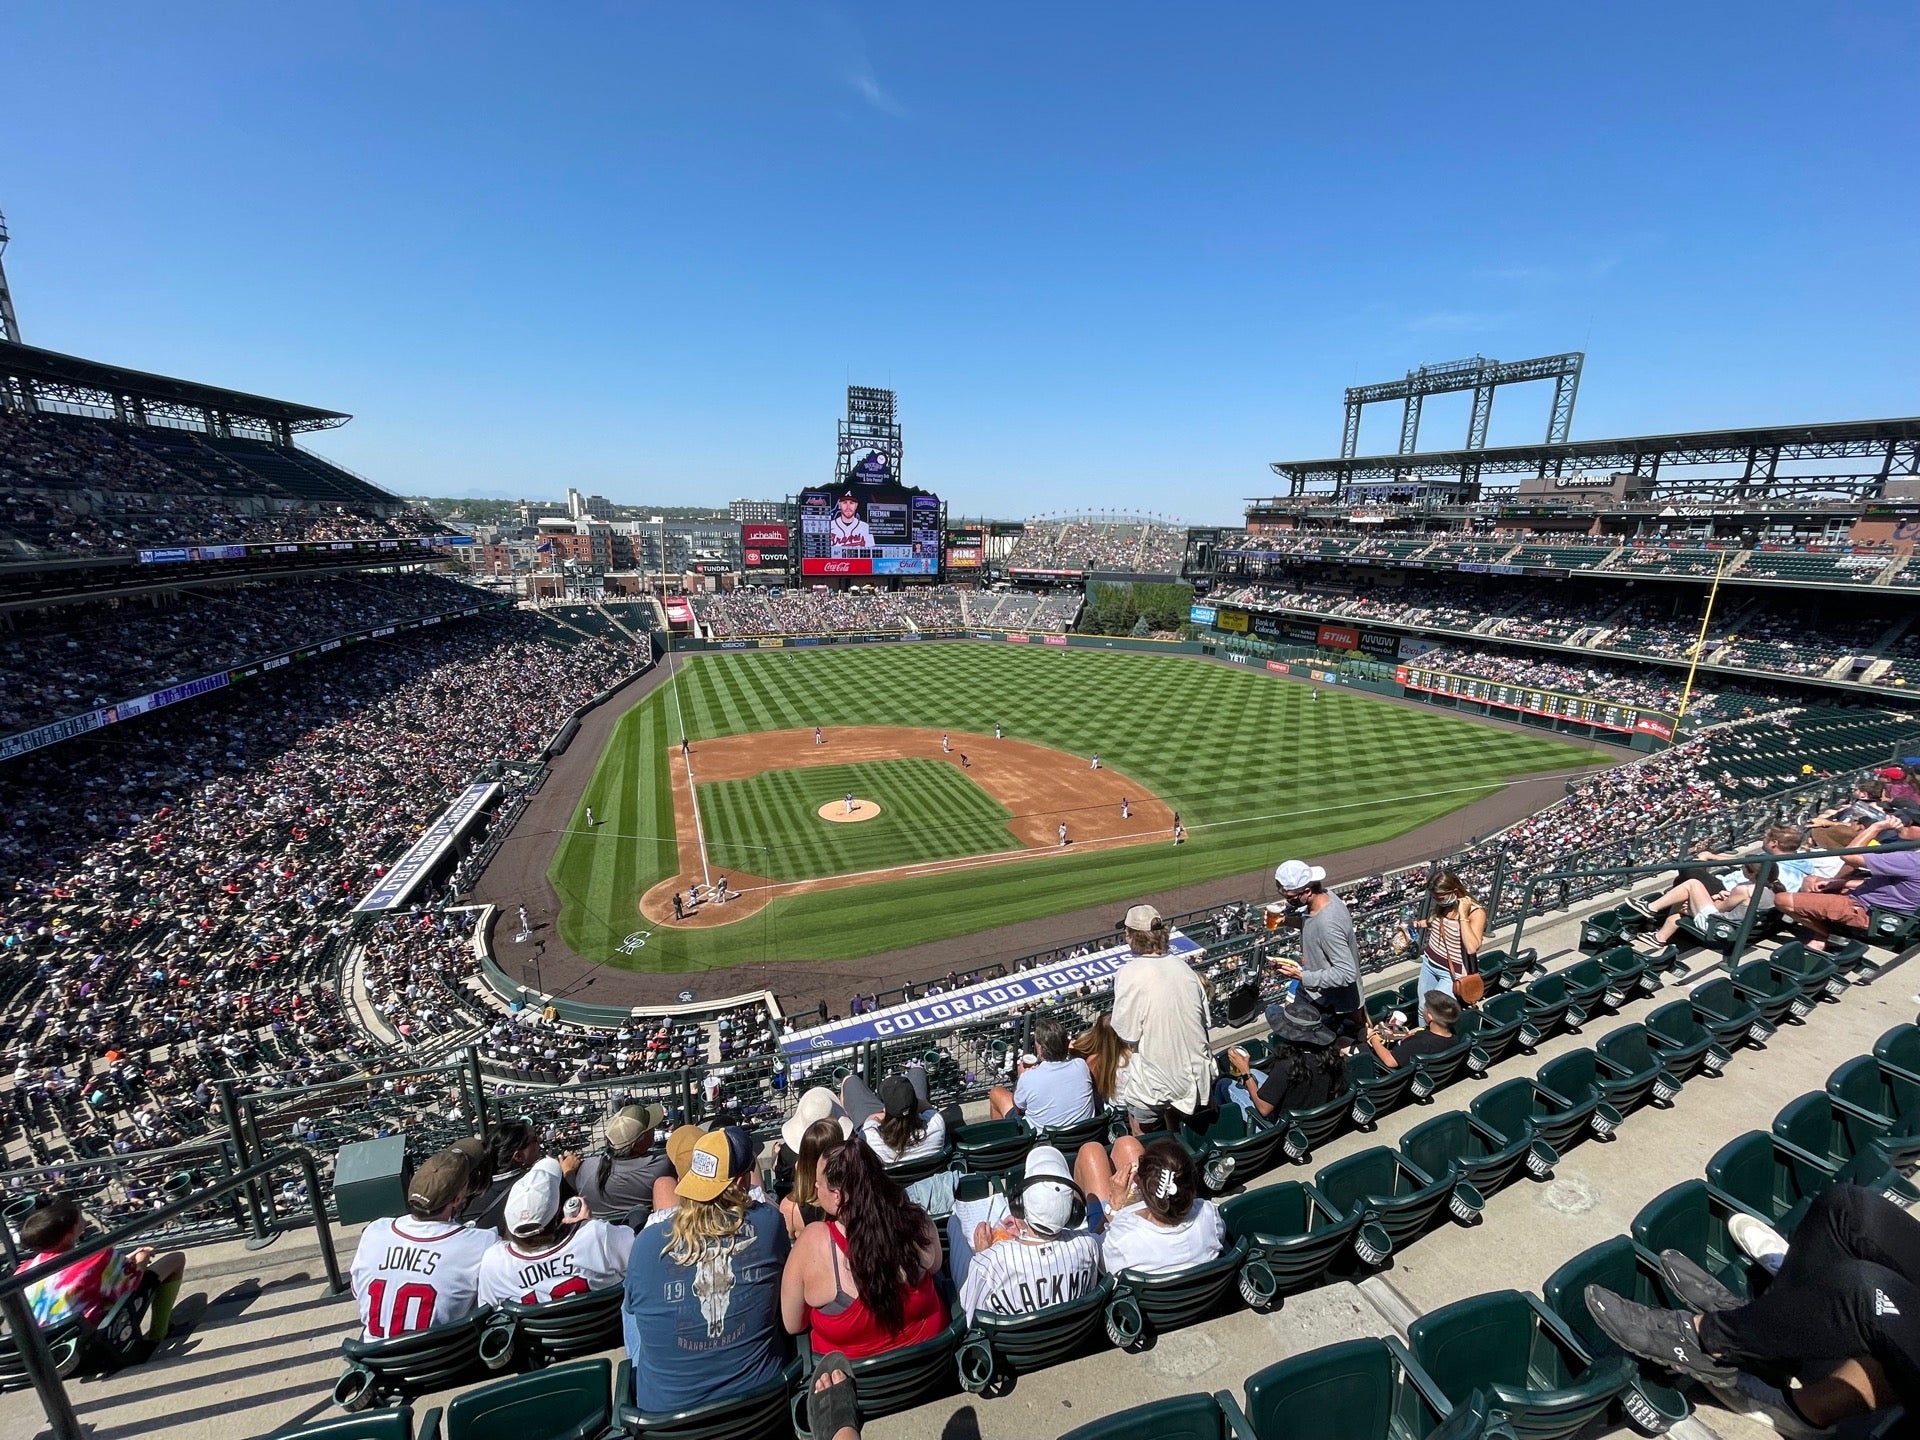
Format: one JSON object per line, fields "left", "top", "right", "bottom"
{"left": 1260, "top": 415, "right": 1920, "bottom": 503}
{"left": 0, "top": 340, "right": 349, "bottom": 441}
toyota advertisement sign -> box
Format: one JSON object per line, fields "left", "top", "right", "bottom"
{"left": 742, "top": 522, "right": 791, "bottom": 573}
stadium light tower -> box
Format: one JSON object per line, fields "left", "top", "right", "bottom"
{"left": 0, "top": 206, "right": 20, "bottom": 345}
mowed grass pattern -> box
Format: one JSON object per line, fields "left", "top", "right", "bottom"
{"left": 697, "top": 759, "right": 1016, "bottom": 882}
{"left": 550, "top": 643, "right": 1597, "bottom": 971}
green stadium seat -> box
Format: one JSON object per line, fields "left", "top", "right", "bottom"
{"left": 1538, "top": 1238, "right": 1691, "bottom": 1434}
{"left": 1578, "top": 908, "right": 1637, "bottom": 955}
{"left": 1729, "top": 958, "right": 1814, "bottom": 1029}
{"left": 1368, "top": 978, "right": 1422, "bottom": 1027}
{"left": 951, "top": 1118, "right": 1037, "bottom": 1173}
{"left": 881, "top": 1146, "right": 956, "bottom": 1186}
{"left": 1557, "top": 958, "right": 1627, "bottom": 1019}
{"left": 1180, "top": 1104, "right": 1292, "bottom": 1192}
{"left": 1630, "top": 1180, "right": 1757, "bottom": 1302}
{"left": 1764, "top": 942, "right": 1847, "bottom": 1006}
{"left": 1034, "top": 1112, "right": 1122, "bottom": 1153}
{"left": 1220, "top": 1181, "right": 1369, "bottom": 1310}
{"left": 1474, "top": 947, "right": 1541, "bottom": 994}
{"left": 429, "top": 1358, "right": 611, "bottom": 1440}
{"left": 336, "top": 1310, "right": 495, "bottom": 1411}
{"left": 1407, "top": 1289, "right": 1635, "bottom": 1440}
{"left": 1346, "top": 1051, "right": 1418, "bottom": 1128}
{"left": 1518, "top": 972, "right": 1585, "bottom": 1047}
{"left": 791, "top": 1321, "right": 961, "bottom": 1435}
{"left": 1772, "top": 1091, "right": 1910, "bottom": 1192}
{"left": 613, "top": 1357, "right": 799, "bottom": 1440}
{"left": 1278, "top": 1081, "right": 1359, "bottom": 1163}
{"left": 1470, "top": 1074, "right": 1596, "bottom": 1158}
{"left": 1875, "top": 1023, "right": 1920, "bottom": 1082}
{"left": 479, "top": 1284, "right": 622, "bottom": 1370}
{"left": 250, "top": 1410, "right": 421, "bottom": 1440}
{"left": 1593, "top": 1025, "right": 1686, "bottom": 1112}
{"left": 1706, "top": 1129, "right": 1839, "bottom": 1236}
{"left": 1059, "top": 1392, "right": 1252, "bottom": 1440}
{"left": 1594, "top": 945, "right": 1664, "bottom": 1002}
{"left": 1641, "top": 999, "right": 1732, "bottom": 1080}
{"left": 0, "top": 1274, "right": 150, "bottom": 1391}
{"left": 1533, "top": 1050, "right": 1632, "bottom": 1137}
{"left": 1408, "top": 1033, "right": 1482, "bottom": 1102}
{"left": 956, "top": 1275, "right": 1116, "bottom": 1394}
{"left": 1828, "top": 1054, "right": 1920, "bottom": 1170}
{"left": 1866, "top": 906, "right": 1920, "bottom": 951}
{"left": 1315, "top": 1146, "right": 1471, "bottom": 1258}
{"left": 1236, "top": 1336, "right": 1475, "bottom": 1440}
{"left": 1399, "top": 1108, "right": 1556, "bottom": 1202}
{"left": 1688, "top": 976, "right": 1776, "bottom": 1050}
{"left": 1458, "top": 991, "right": 1530, "bottom": 1067}
{"left": 1105, "top": 1238, "right": 1249, "bottom": 1350}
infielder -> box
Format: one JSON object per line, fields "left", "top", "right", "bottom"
{"left": 994, "top": 723, "right": 1003, "bottom": 740}
{"left": 1058, "top": 822, "right": 1069, "bottom": 847}
{"left": 942, "top": 733, "right": 951, "bottom": 753}
{"left": 1121, "top": 797, "right": 1131, "bottom": 820}
{"left": 814, "top": 726, "right": 824, "bottom": 745}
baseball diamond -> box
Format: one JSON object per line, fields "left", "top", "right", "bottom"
{"left": 546, "top": 642, "right": 1593, "bottom": 970}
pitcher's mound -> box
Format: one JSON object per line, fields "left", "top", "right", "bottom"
{"left": 817, "top": 798, "right": 882, "bottom": 824}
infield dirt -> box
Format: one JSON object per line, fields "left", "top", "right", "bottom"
{"left": 642, "top": 726, "right": 1174, "bottom": 927}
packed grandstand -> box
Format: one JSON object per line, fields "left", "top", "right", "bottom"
{"left": 6, "top": 351, "right": 1920, "bottom": 1440}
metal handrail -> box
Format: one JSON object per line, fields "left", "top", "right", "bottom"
{"left": 0, "top": 1146, "right": 346, "bottom": 1440}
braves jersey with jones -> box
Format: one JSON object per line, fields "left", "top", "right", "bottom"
{"left": 350, "top": 1217, "right": 496, "bottom": 1339}
{"left": 475, "top": 1218, "right": 635, "bottom": 1306}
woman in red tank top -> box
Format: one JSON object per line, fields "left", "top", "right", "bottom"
{"left": 780, "top": 1139, "right": 947, "bottom": 1358}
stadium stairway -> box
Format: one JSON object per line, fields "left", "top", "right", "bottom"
{"left": 3, "top": 890, "right": 1912, "bottom": 1440}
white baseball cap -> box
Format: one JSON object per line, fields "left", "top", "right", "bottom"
{"left": 1020, "top": 1145, "right": 1080, "bottom": 1235}
{"left": 1274, "top": 860, "right": 1326, "bottom": 890}
{"left": 1121, "top": 904, "right": 1163, "bottom": 931}
{"left": 503, "top": 1156, "right": 564, "bottom": 1238}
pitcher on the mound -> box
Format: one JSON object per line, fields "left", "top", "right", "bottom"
{"left": 845, "top": 792, "right": 855, "bottom": 815}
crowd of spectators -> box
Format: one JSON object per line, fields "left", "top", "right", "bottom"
{"left": 0, "top": 572, "right": 484, "bottom": 737}
{"left": 1406, "top": 643, "right": 1701, "bottom": 713}
{"left": 0, "top": 410, "right": 443, "bottom": 557}
{"left": 0, "top": 610, "right": 647, "bottom": 1168}
{"left": 1006, "top": 520, "right": 1186, "bottom": 574}
{"left": 691, "top": 585, "right": 1080, "bottom": 638}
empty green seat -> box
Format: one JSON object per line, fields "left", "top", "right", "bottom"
{"left": 336, "top": 1310, "right": 494, "bottom": 1411}
{"left": 1238, "top": 1336, "right": 1484, "bottom": 1440}
{"left": 1579, "top": 908, "right": 1637, "bottom": 954}
{"left": 1772, "top": 1091, "right": 1901, "bottom": 1187}
{"left": 1519, "top": 973, "right": 1584, "bottom": 1046}
{"left": 1540, "top": 1236, "right": 1690, "bottom": 1434}
{"left": 1642, "top": 999, "right": 1731, "bottom": 1080}
{"left": 435, "top": 1358, "right": 611, "bottom": 1440}
{"left": 1459, "top": 992, "right": 1529, "bottom": 1067}
{"left": 1407, "top": 1289, "right": 1633, "bottom": 1440}
{"left": 1476, "top": 948, "right": 1541, "bottom": 994}
{"left": 1106, "top": 1238, "right": 1249, "bottom": 1350}
{"left": 1689, "top": 977, "right": 1775, "bottom": 1050}
{"left": 1767, "top": 942, "right": 1846, "bottom": 1006}
{"left": 1866, "top": 906, "right": 1920, "bottom": 951}
{"left": 1400, "top": 1108, "right": 1555, "bottom": 1201}
{"left": 480, "top": 1285, "right": 622, "bottom": 1370}
{"left": 1875, "top": 1023, "right": 1920, "bottom": 1082}
{"left": 1469, "top": 1076, "right": 1579, "bottom": 1158}
{"left": 1060, "top": 1392, "right": 1246, "bottom": 1440}
{"left": 1368, "top": 978, "right": 1422, "bottom": 1026}
{"left": 1630, "top": 1180, "right": 1754, "bottom": 1303}
{"left": 1593, "top": 1025, "right": 1685, "bottom": 1113}
{"left": 1491, "top": 1061, "right": 1611, "bottom": 1153}
{"left": 1221, "top": 1181, "right": 1369, "bottom": 1309}
{"left": 1558, "top": 958, "right": 1626, "bottom": 1018}
{"left": 957, "top": 1275, "right": 1115, "bottom": 1394}
{"left": 614, "top": 1357, "right": 799, "bottom": 1439}
{"left": 791, "top": 1321, "right": 959, "bottom": 1435}
{"left": 1729, "top": 959, "right": 1811, "bottom": 1029}
{"left": 1828, "top": 1054, "right": 1920, "bottom": 1171}
{"left": 1316, "top": 1146, "right": 1471, "bottom": 1259}
{"left": 1706, "top": 1129, "right": 1836, "bottom": 1236}
{"left": 1595, "top": 945, "right": 1662, "bottom": 1001}
{"left": 951, "top": 1118, "right": 1036, "bottom": 1173}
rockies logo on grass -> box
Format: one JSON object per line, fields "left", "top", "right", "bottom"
{"left": 615, "top": 931, "right": 651, "bottom": 956}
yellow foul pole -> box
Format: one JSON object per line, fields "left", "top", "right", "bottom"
{"left": 1670, "top": 548, "right": 1732, "bottom": 745}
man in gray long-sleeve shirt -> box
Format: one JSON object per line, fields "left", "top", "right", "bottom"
{"left": 1272, "top": 859, "right": 1365, "bottom": 1038}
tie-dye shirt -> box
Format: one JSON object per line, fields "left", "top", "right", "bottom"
{"left": 25, "top": 1247, "right": 139, "bottom": 1328}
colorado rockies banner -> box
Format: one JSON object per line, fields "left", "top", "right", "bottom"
{"left": 354, "top": 781, "right": 502, "bottom": 912}
{"left": 780, "top": 930, "right": 1202, "bottom": 1060}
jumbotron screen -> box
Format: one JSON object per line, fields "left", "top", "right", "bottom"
{"left": 797, "top": 484, "right": 940, "bottom": 576}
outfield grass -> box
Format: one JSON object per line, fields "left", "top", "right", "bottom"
{"left": 697, "top": 758, "right": 1016, "bottom": 882}
{"left": 549, "top": 644, "right": 1597, "bottom": 970}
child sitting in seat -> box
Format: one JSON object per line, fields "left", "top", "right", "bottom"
{"left": 20, "top": 1196, "right": 187, "bottom": 1353}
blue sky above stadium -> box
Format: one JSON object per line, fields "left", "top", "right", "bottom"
{"left": 4, "top": 2, "right": 1914, "bottom": 521}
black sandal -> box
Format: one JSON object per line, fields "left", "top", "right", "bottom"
{"left": 809, "top": 1351, "right": 860, "bottom": 1439}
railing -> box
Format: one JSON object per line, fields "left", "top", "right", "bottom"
{"left": 0, "top": 1139, "right": 245, "bottom": 1246}
{"left": 0, "top": 1147, "right": 345, "bottom": 1440}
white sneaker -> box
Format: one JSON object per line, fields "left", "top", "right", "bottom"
{"left": 1728, "top": 1212, "right": 1788, "bottom": 1274}
{"left": 1727, "top": 1372, "right": 1833, "bottom": 1440}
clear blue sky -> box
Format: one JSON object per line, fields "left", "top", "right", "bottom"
{"left": 5, "top": 3, "right": 1914, "bottom": 521}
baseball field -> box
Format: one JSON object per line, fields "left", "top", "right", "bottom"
{"left": 547, "top": 642, "right": 1596, "bottom": 971}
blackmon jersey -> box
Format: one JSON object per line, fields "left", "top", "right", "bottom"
{"left": 474, "top": 1219, "right": 635, "bottom": 1306}
{"left": 350, "top": 1218, "right": 496, "bottom": 1339}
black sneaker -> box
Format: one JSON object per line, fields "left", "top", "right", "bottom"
{"left": 1623, "top": 899, "right": 1656, "bottom": 921}
{"left": 1584, "top": 1285, "right": 1738, "bottom": 1386}
{"left": 1658, "top": 1250, "right": 1741, "bottom": 1314}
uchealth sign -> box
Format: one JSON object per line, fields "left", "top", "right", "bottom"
{"left": 742, "top": 523, "right": 790, "bottom": 546}
{"left": 780, "top": 931, "right": 1202, "bottom": 1060}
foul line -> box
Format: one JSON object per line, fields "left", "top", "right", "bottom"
{"left": 665, "top": 651, "right": 711, "bottom": 889}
